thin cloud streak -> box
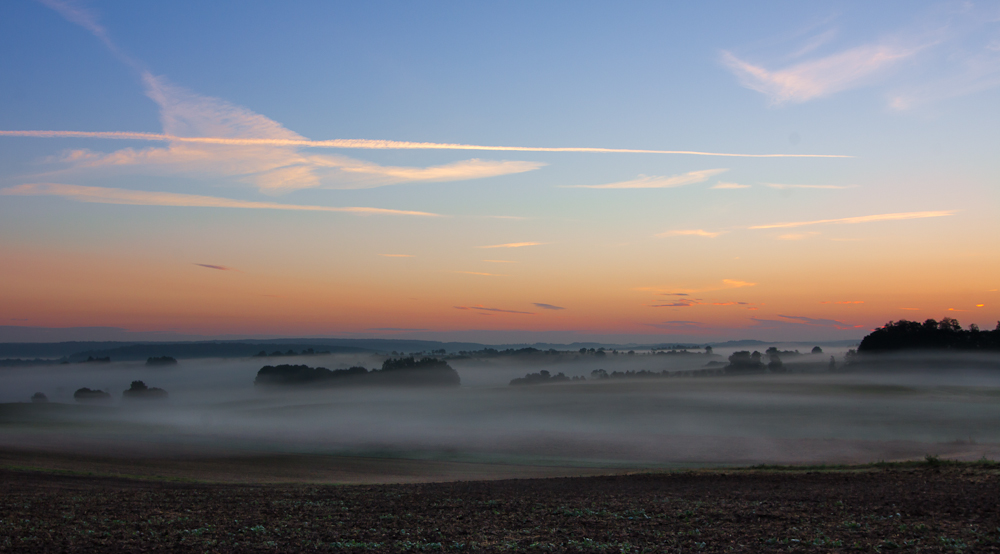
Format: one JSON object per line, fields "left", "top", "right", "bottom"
{"left": 37, "top": 0, "right": 137, "bottom": 67}
{"left": 0, "top": 130, "right": 854, "bottom": 158}
{"left": 564, "top": 169, "right": 728, "bottom": 189}
{"left": 712, "top": 182, "right": 750, "bottom": 189}
{"left": 454, "top": 306, "right": 535, "bottom": 315}
{"left": 193, "top": 263, "right": 233, "bottom": 271}
{"left": 750, "top": 210, "right": 955, "bottom": 229}
{"left": 532, "top": 303, "right": 565, "bottom": 310}
{"left": 1, "top": 183, "right": 441, "bottom": 217}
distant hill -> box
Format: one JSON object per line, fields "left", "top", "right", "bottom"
{"left": 0, "top": 336, "right": 863, "bottom": 364}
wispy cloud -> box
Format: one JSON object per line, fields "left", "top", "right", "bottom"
{"left": 750, "top": 210, "right": 955, "bottom": 229}
{"left": 564, "top": 169, "right": 728, "bottom": 189}
{"left": 15, "top": 5, "right": 545, "bottom": 194}
{"left": 723, "top": 5, "right": 1000, "bottom": 108}
{"left": 454, "top": 306, "right": 535, "bottom": 315}
{"left": 0, "top": 130, "right": 855, "bottom": 159}
{"left": 639, "top": 279, "right": 756, "bottom": 296}
{"left": 652, "top": 299, "right": 702, "bottom": 308}
{"left": 722, "top": 43, "right": 923, "bottom": 105}
{"left": 532, "top": 303, "right": 565, "bottom": 310}
{"left": 368, "top": 327, "right": 429, "bottom": 332}
{"left": 193, "top": 263, "right": 233, "bottom": 271}
{"left": 764, "top": 183, "right": 858, "bottom": 190}
{"left": 656, "top": 229, "right": 724, "bottom": 238}
{"left": 821, "top": 301, "right": 864, "bottom": 304}
{"left": 712, "top": 182, "right": 750, "bottom": 189}
{"left": 477, "top": 242, "right": 544, "bottom": 249}
{"left": 1, "top": 183, "right": 440, "bottom": 216}
{"left": 37, "top": 0, "right": 136, "bottom": 66}
{"left": 54, "top": 74, "right": 544, "bottom": 193}
{"left": 775, "top": 314, "right": 863, "bottom": 329}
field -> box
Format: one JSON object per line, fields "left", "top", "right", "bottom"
{"left": 2, "top": 462, "right": 999, "bottom": 553}
{"left": 4, "top": 356, "right": 1000, "bottom": 551}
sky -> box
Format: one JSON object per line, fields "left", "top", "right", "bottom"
{"left": 1, "top": 0, "right": 999, "bottom": 343}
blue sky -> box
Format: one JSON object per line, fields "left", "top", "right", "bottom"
{"left": 1, "top": 1, "right": 998, "bottom": 342}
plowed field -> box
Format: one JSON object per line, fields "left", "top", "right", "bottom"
{"left": 2, "top": 465, "right": 999, "bottom": 552}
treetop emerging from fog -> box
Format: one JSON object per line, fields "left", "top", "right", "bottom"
{"left": 858, "top": 319, "right": 1000, "bottom": 352}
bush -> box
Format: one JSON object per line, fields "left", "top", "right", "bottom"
{"left": 74, "top": 388, "right": 111, "bottom": 402}
{"left": 122, "top": 380, "right": 168, "bottom": 400}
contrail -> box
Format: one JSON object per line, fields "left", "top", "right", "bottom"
{"left": 749, "top": 210, "right": 956, "bottom": 229}
{"left": 0, "top": 130, "right": 853, "bottom": 158}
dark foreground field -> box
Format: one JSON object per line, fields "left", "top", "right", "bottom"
{"left": 2, "top": 463, "right": 999, "bottom": 553}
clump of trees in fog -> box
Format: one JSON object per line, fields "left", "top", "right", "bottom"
{"left": 509, "top": 370, "right": 582, "bottom": 385}
{"left": 254, "top": 357, "right": 460, "bottom": 388}
{"left": 122, "top": 380, "right": 168, "bottom": 400}
{"left": 74, "top": 388, "right": 111, "bottom": 402}
{"left": 145, "top": 356, "right": 177, "bottom": 366}
{"left": 31, "top": 392, "right": 47, "bottom": 403}
{"left": 859, "top": 318, "right": 1000, "bottom": 352}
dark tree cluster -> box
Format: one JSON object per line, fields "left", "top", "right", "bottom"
{"left": 724, "top": 349, "right": 793, "bottom": 374}
{"left": 84, "top": 356, "right": 111, "bottom": 363}
{"left": 588, "top": 368, "right": 724, "bottom": 380}
{"left": 252, "top": 348, "right": 329, "bottom": 358}
{"left": 509, "top": 369, "right": 582, "bottom": 386}
{"left": 254, "top": 357, "right": 460, "bottom": 388}
{"left": 858, "top": 318, "right": 1000, "bottom": 352}
{"left": 122, "top": 380, "right": 168, "bottom": 400}
{"left": 726, "top": 350, "right": 764, "bottom": 373}
{"left": 73, "top": 388, "right": 111, "bottom": 402}
{"left": 145, "top": 356, "right": 178, "bottom": 366}
{"left": 453, "top": 347, "right": 566, "bottom": 358}
{"left": 254, "top": 364, "right": 367, "bottom": 386}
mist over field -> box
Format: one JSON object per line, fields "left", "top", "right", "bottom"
{"left": 3, "top": 350, "right": 1000, "bottom": 470}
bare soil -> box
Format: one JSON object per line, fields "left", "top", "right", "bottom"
{"left": 2, "top": 464, "right": 999, "bottom": 552}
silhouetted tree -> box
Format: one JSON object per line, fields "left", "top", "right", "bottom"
{"left": 726, "top": 351, "right": 764, "bottom": 374}
{"left": 122, "top": 380, "right": 168, "bottom": 400}
{"left": 811, "top": 346, "right": 823, "bottom": 354}
{"left": 509, "top": 370, "right": 572, "bottom": 386}
{"left": 767, "top": 349, "right": 785, "bottom": 373}
{"left": 858, "top": 318, "right": 1000, "bottom": 352}
{"left": 74, "top": 388, "right": 111, "bottom": 402}
{"left": 31, "top": 392, "right": 47, "bottom": 403}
